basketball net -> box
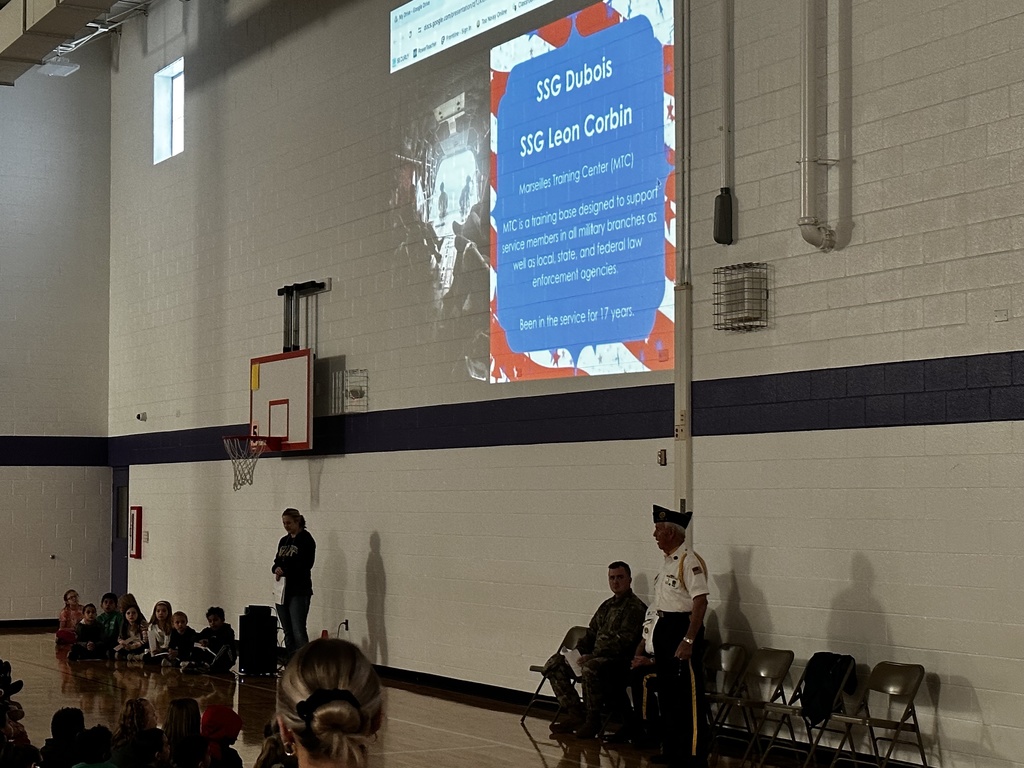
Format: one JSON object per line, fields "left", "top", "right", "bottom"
{"left": 223, "top": 435, "right": 277, "bottom": 491}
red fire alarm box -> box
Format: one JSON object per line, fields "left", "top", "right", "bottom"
{"left": 128, "top": 506, "right": 143, "bottom": 559}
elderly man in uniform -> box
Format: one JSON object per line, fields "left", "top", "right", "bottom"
{"left": 640, "top": 504, "right": 710, "bottom": 767}
{"left": 545, "top": 561, "right": 647, "bottom": 739}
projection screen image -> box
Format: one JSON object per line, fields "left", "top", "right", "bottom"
{"left": 489, "top": 0, "right": 676, "bottom": 382}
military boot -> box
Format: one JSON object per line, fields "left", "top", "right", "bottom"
{"left": 574, "top": 714, "right": 603, "bottom": 739}
{"left": 549, "top": 706, "right": 586, "bottom": 734}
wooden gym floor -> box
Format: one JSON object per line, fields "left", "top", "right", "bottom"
{"left": 2, "top": 629, "right": 755, "bottom": 767}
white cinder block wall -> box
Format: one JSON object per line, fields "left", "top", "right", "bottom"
{"left": 0, "top": 43, "right": 112, "bottom": 617}
{"left": 125, "top": 440, "right": 671, "bottom": 689}
{"left": 90, "top": 1, "right": 1024, "bottom": 767}
{"left": 688, "top": 1, "right": 1024, "bottom": 765}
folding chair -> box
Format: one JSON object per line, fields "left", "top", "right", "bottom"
{"left": 751, "top": 652, "right": 856, "bottom": 768}
{"left": 520, "top": 626, "right": 590, "bottom": 724}
{"left": 825, "top": 661, "right": 928, "bottom": 768}
{"left": 708, "top": 647, "right": 794, "bottom": 766}
{"left": 704, "top": 643, "right": 749, "bottom": 740}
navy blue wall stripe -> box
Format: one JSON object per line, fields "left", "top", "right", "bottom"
{"left": 4, "top": 352, "right": 1024, "bottom": 467}
{"left": 107, "top": 424, "right": 249, "bottom": 466}
{"left": 0, "top": 436, "right": 107, "bottom": 466}
{"left": 692, "top": 350, "right": 1024, "bottom": 435}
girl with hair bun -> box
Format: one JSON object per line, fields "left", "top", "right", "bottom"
{"left": 275, "top": 638, "right": 383, "bottom": 767}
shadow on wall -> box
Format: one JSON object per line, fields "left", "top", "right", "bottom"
{"left": 364, "top": 531, "right": 388, "bottom": 666}
{"left": 186, "top": 1, "right": 350, "bottom": 91}
{"left": 710, "top": 548, "right": 763, "bottom": 648}
{"left": 308, "top": 458, "right": 325, "bottom": 513}
{"left": 927, "top": 673, "right": 997, "bottom": 765}
{"left": 318, "top": 528, "right": 348, "bottom": 638}
{"left": 632, "top": 573, "right": 650, "bottom": 606}
{"left": 825, "top": 552, "right": 887, "bottom": 656}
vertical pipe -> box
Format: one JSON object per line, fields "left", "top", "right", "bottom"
{"left": 799, "top": 0, "right": 835, "bottom": 252}
{"left": 713, "top": 0, "right": 734, "bottom": 245}
{"left": 282, "top": 287, "right": 293, "bottom": 353}
{"left": 290, "top": 289, "right": 301, "bottom": 351}
{"left": 675, "top": 0, "right": 694, "bottom": 537}
{"left": 720, "top": 0, "right": 732, "bottom": 190}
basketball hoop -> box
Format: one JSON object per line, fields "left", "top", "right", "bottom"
{"left": 222, "top": 435, "right": 282, "bottom": 491}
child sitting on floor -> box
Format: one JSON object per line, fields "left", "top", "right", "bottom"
{"left": 201, "top": 705, "right": 244, "bottom": 768}
{"left": 165, "top": 611, "right": 198, "bottom": 668}
{"left": 39, "top": 706, "right": 85, "bottom": 768}
{"left": 97, "top": 592, "right": 122, "bottom": 648}
{"left": 192, "top": 607, "right": 237, "bottom": 673}
{"left": 113, "top": 605, "right": 149, "bottom": 660}
{"left": 147, "top": 601, "right": 174, "bottom": 662}
{"left": 68, "top": 604, "right": 106, "bottom": 660}
{"left": 56, "top": 589, "right": 83, "bottom": 646}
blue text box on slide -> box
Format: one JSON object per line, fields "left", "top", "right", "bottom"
{"left": 494, "top": 14, "right": 668, "bottom": 366}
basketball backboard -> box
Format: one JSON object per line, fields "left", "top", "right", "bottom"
{"left": 250, "top": 349, "right": 313, "bottom": 450}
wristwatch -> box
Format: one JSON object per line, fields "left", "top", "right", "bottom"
{"left": 682, "top": 637, "right": 694, "bottom": 645}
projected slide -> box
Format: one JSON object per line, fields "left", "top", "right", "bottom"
{"left": 490, "top": 1, "right": 675, "bottom": 382}
{"left": 391, "top": 0, "right": 557, "bottom": 73}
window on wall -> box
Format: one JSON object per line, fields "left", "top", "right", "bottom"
{"left": 153, "top": 57, "right": 184, "bottom": 164}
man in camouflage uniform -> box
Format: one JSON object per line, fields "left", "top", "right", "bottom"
{"left": 545, "top": 561, "right": 647, "bottom": 738}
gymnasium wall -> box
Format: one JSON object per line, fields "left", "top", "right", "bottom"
{"left": 124, "top": 439, "right": 671, "bottom": 690}
{"left": 687, "top": 2, "right": 1024, "bottom": 765}
{"left": 102, "top": 1, "right": 1024, "bottom": 767}
{"left": 0, "top": 44, "right": 112, "bottom": 617}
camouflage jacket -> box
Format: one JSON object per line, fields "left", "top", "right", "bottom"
{"left": 578, "top": 590, "right": 647, "bottom": 660}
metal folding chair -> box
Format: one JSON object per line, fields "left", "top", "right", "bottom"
{"left": 520, "top": 626, "right": 590, "bottom": 724}
{"left": 704, "top": 643, "right": 749, "bottom": 740}
{"left": 825, "top": 661, "right": 929, "bottom": 768}
{"left": 709, "top": 647, "right": 794, "bottom": 766}
{"left": 751, "top": 652, "right": 856, "bottom": 768}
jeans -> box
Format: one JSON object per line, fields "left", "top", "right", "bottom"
{"left": 276, "top": 595, "right": 311, "bottom": 656}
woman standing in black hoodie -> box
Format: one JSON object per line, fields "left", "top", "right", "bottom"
{"left": 274, "top": 508, "right": 317, "bottom": 658}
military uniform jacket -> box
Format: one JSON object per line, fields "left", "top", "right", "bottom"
{"left": 578, "top": 590, "right": 648, "bottom": 660}
{"left": 653, "top": 545, "right": 709, "bottom": 614}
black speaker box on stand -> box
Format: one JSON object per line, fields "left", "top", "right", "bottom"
{"left": 238, "top": 605, "right": 278, "bottom": 676}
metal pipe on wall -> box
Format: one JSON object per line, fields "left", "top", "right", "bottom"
{"left": 798, "top": 0, "right": 835, "bottom": 252}
{"left": 713, "top": 0, "right": 734, "bottom": 245}
{"left": 675, "top": 0, "right": 695, "bottom": 538}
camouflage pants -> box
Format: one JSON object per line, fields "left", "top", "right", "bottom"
{"left": 543, "top": 653, "right": 622, "bottom": 719}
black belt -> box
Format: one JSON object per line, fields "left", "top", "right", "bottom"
{"left": 656, "top": 610, "right": 692, "bottom": 618}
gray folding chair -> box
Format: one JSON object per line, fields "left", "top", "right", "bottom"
{"left": 520, "top": 625, "right": 590, "bottom": 724}
{"left": 704, "top": 643, "right": 749, "bottom": 740}
{"left": 709, "top": 647, "right": 794, "bottom": 765}
{"left": 825, "top": 661, "right": 929, "bottom": 768}
{"left": 752, "top": 652, "right": 857, "bottom": 768}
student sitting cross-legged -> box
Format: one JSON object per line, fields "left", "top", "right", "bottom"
{"left": 112, "top": 605, "right": 149, "bottom": 660}
{"left": 146, "top": 601, "right": 174, "bottom": 664}
{"left": 189, "top": 607, "right": 237, "bottom": 673}
{"left": 164, "top": 611, "right": 199, "bottom": 668}
{"left": 68, "top": 604, "right": 106, "bottom": 661}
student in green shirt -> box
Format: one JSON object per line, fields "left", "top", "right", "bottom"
{"left": 96, "top": 593, "right": 122, "bottom": 647}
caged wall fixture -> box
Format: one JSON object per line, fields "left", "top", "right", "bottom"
{"left": 713, "top": 263, "right": 769, "bottom": 331}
